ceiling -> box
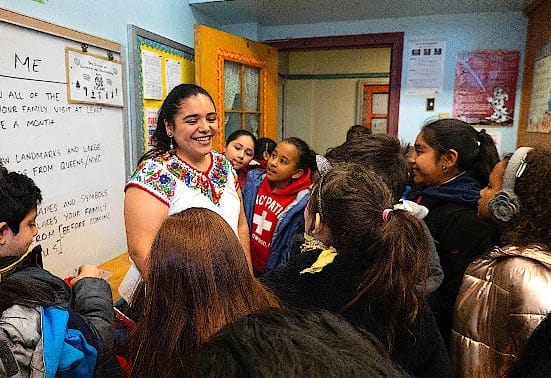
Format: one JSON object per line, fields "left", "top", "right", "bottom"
{"left": 189, "top": 0, "right": 529, "bottom": 27}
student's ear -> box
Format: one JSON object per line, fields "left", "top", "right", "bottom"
{"left": 262, "top": 151, "right": 271, "bottom": 161}
{"left": 312, "top": 213, "right": 323, "bottom": 235}
{"left": 0, "top": 222, "right": 9, "bottom": 245}
{"left": 441, "top": 149, "right": 459, "bottom": 169}
{"left": 291, "top": 168, "right": 305, "bottom": 180}
{"left": 313, "top": 214, "right": 331, "bottom": 243}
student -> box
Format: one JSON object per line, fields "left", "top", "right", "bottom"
{"left": 450, "top": 147, "right": 551, "bottom": 377}
{"left": 128, "top": 207, "right": 279, "bottom": 378}
{"left": 195, "top": 307, "right": 410, "bottom": 377}
{"left": 224, "top": 129, "right": 256, "bottom": 189}
{"left": 325, "top": 134, "right": 443, "bottom": 295}
{"left": 242, "top": 137, "right": 315, "bottom": 274}
{"left": 262, "top": 163, "right": 452, "bottom": 377}
{"left": 122, "top": 84, "right": 251, "bottom": 300}
{"left": 248, "top": 137, "right": 277, "bottom": 170}
{"left": 408, "top": 118, "right": 500, "bottom": 347}
{"left": 0, "top": 165, "right": 120, "bottom": 377}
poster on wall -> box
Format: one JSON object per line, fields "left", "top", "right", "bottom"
{"left": 141, "top": 50, "right": 163, "bottom": 100}
{"left": 405, "top": 40, "right": 446, "bottom": 95}
{"left": 145, "top": 107, "right": 159, "bottom": 149}
{"left": 453, "top": 50, "right": 520, "bottom": 126}
{"left": 527, "top": 43, "right": 551, "bottom": 133}
{"left": 66, "top": 48, "right": 124, "bottom": 107}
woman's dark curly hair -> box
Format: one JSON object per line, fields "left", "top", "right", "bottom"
{"left": 501, "top": 147, "right": 551, "bottom": 246}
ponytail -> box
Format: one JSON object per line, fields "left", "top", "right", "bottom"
{"left": 472, "top": 129, "right": 500, "bottom": 186}
{"left": 315, "top": 164, "right": 429, "bottom": 352}
{"left": 345, "top": 208, "right": 428, "bottom": 348}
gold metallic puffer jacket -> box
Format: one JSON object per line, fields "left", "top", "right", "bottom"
{"left": 450, "top": 244, "right": 551, "bottom": 378}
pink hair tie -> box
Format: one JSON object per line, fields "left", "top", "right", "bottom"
{"left": 382, "top": 208, "right": 393, "bottom": 222}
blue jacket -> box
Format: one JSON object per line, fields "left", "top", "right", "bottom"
{"left": 243, "top": 170, "right": 310, "bottom": 272}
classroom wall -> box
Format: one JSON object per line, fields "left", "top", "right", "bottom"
{"left": 0, "top": 1, "right": 527, "bottom": 155}
{"left": 0, "top": 0, "right": 219, "bottom": 167}
{"left": 227, "top": 11, "right": 528, "bottom": 154}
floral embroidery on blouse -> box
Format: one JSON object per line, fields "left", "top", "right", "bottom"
{"left": 128, "top": 151, "right": 234, "bottom": 206}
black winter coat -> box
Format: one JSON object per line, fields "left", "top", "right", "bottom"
{"left": 261, "top": 249, "right": 453, "bottom": 378}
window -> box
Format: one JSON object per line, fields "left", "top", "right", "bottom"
{"left": 224, "top": 61, "right": 261, "bottom": 137}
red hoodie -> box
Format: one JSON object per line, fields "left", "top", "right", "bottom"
{"left": 250, "top": 170, "right": 311, "bottom": 272}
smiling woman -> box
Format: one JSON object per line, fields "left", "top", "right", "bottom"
{"left": 121, "top": 84, "right": 252, "bottom": 298}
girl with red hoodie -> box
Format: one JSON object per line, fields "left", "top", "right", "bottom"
{"left": 243, "top": 137, "right": 315, "bottom": 274}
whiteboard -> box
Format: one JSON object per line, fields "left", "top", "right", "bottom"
{"left": 0, "top": 13, "right": 127, "bottom": 277}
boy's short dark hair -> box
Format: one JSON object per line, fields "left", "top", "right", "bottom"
{"left": 325, "top": 134, "right": 408, "bottom": 200}
{"left": 194, "top": 307, "right": 409, "bottom": 377}
{"left": 346, "top": 124, "right": 372, "bottom": 141}
{"left": 0, "top": 166, "right": 42, "bottom": 234}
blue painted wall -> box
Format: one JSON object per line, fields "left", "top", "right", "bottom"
{"left": 256, "top": 11, "right": 528, "bottom": 153}
{"left": 0, "top": 0, "right": 527, "bottom": 153}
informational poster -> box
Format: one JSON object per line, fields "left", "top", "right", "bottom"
{"left": 453, "top": 50, "right": 520, "bottom": 126}
{"left": 66, "top": 48, "right": 123, "bottom": 107}
{"left": 144, "top": 107, "right": 159, "bottom": 149}
{"left": 405, "top": 40, "right": 446, "bottom": 95}
{"left": 165, "top": 58, "right": 182, "bottom": 94}
{"left": 527, "top": 44, "right": 551, "bottom": 133}
{"left": 141, "top": 50, "right": 162, "bottom": 100}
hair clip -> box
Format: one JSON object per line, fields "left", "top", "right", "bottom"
{"left": 516, "top": 157, "right": 528, "bottom": 178}
{"left": 315, "top": 155, "right": 332, "bottom": 177}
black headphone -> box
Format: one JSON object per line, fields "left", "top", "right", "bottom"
{"left": 487, "top": 147, "right": 532, "bottom": 225}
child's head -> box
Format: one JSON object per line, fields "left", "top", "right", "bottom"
{"left": 485, "top": 147, "right": 551, "bottom": 246}
{"left": 131, "top": 207, "right": 279, "bottom": 377}
{"left": 346, "top": 124, "right": 372, "bottom": 141}
{"left": 224, "top": 130, "right": 256, "bottom": 171}
{"left": 195, "top": 308, "right": 409, "bottom": 377}
{"left": 306, "top": 163, "right": 428, "bottom": 333}
{"left": 254, "top": 137, "right": 276, "bottom": 161}
{"left": 0, "top": 166, "right": 41, "bottom": 256}
{"left": 410, "top": 119, "right": 499, "bottom": 187}
{"left": 266, "top": 137, "right": 315, "bottom": 190}
{"left": 325, "top": 134, "right": 408, "bottom": 200}
{"left": 150, "top": 84, "right": 217, "bottom": 156}
{"left": 477, "top": 154, "right": 511, "bottom": 222}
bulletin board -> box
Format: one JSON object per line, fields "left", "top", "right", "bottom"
{"left": 127, "top": 25, "right": 194, "bottom": 166}
{"left": 0, "top": 8, "right": 129, "bottom": 277}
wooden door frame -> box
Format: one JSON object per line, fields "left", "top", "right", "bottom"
{"left": 266, "top": 32, "right": 403, "bottom": 136}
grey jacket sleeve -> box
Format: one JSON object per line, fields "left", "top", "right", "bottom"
{"left": 0, "top": 305, "right": 44, "bottom": 377}
{"left": 418, "top": 221, "right": 444, "bottom": 295}
{"left": 71, "top": 277, "right": 114, "bottom": 349}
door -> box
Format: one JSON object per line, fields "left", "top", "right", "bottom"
{"left": 364, "top": 84, "right": 389, "bottom": 134}
{"left": 194, "top": 25, "right": 278, "bottom": 152}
